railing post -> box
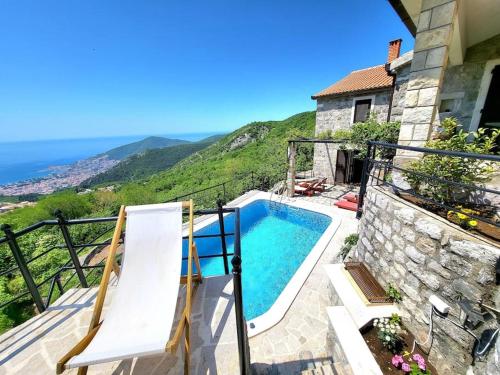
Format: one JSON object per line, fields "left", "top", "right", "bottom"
{"left": 232, "top": 208, "right": 249, "bottom": 374}
{"left": 1, "top": 224, "right": 46, "bottom": 313}
{"left": 222, "top": 182, "right": 227, "bottom": 203}
{"left": 356, "top": 142, "right": 374, "bottom": 219}
{"left": 55, "top": 274, "right": 64, "bottom": 294}
{"left": 251, "top": 171, "right": 255, "bottom": 190}
{"left": 54, "top": 210, "right": 88, "bottom": 288}
{"left": 216, "top": 199, "right": 230, "bottom": 275}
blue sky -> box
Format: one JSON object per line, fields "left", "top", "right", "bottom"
{"left": 0, "top": 0, "right": 413, "bottom": 142}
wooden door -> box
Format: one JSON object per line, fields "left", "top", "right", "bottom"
{"left": 479, "top": 65, "right": 500, "bottom": 150}
{"left": 335, "top": 150, "right": 347, "bottom": 183}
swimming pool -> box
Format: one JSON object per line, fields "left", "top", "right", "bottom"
{"left": 182, "top": 192, "right": 340, "bottom": 336}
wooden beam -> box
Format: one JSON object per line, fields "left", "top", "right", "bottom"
{"left": 180, "top": 274, "right": 201, "bottom": 284}
{"left": 288, "top": 142, "right": 297, "bottom": 197}
{"left": 192, "top": 243, "right": 203, "bottom": 283}
{"left": 166, "top": 311, "right": 187, "bottom": 353}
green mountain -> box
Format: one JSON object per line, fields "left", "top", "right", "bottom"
{"left": 83, "top": 135, "right": 224, "bottom": 186}
{"left": 141, "top": 111, "right": 316, "bottom": 205}
{"left": 102, "top": 136, "right": 189, "bottom": 160}
{"left": 0, "top": 112, "right": 315, "bottom": 333}
{"left": 2, "top": 111, "right": 315, "bottom": 228}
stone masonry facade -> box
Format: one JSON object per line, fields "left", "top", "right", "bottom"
{"left": 354, "top": 186, "right": 500, "bottom": 375}
{"left": 389, "top": 63, "right": 411, "bottom": 123}
{"left": 313, "top": 90, "right": 392, "bottom": 182}
{"left": 312, "top": 60, "right": 411, "bottom": 183}
{"left": 397, "top": 0, "right": 458, "bottom": 160}
{"left": 315, "top": 90, "right": 392, "bottom": 135}
{"left": 440, "top": 34, "right": 500, "bottom": 131}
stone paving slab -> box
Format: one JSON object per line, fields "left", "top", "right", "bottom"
{"left": 249, "top": 193, "right": 359, "bottom": 374}
{"left": 0, "top": 275, "right": 239, "bottom": 375}
{"left": 1, "top": 187, "right": 359, "bottom": 375}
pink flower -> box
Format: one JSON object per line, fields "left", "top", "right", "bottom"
{"left": 418, "top": 361, "right": 427, "bottom": 370}
{"left": 401, "top": 362, "right": 411, "bottom": 372}
{"left": 412, "top": 353, "right": 424, "bottom": 363}
{"left": 391, "top": 355, "right": 403, "bottom": 367}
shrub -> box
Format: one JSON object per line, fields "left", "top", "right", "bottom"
{"left": 404, "top": 117, "right": 499, "bottom": 204}
{"left": 389, "top": 313, "right": 402, "bottom": 325}
{"left": 373, "top": 317, "right": 403, "bottom": 353}
{"left": 332, "top": 129, "right": 353, "bottom": 141}
{"left": 316, "top": 115, "right": 400, "bottom": 158}
{"left": 350, "top": 115, "right": 401, "bottom": 158}
{"left": 387, "top": 283, "right": 402, "bottom": 303}
{"left": 317, "top": 129, "right": 333, "bottom": 140}
{"left": 340, "top": 233, "right": 359, "bottom": 260}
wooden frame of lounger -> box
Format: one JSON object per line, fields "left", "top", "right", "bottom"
{"left": 56, "top": 200, "right": 202, "bottom": 375}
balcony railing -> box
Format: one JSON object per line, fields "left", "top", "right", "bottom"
{"left": 357, "top": 141, "right": 500, "bottom": 239}
{"left": 0, "top": 199, "right": 250, "bottom": 374}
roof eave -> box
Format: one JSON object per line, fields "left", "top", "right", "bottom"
{"left": 387, "top": 0, "right": 417, "bottom": 37}
{"left": 312, "top": 85, "right": 393, "bottom": 100}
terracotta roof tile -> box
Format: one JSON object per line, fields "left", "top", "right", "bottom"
{"left": 312, "top": 65, "right": 393, "bottom": 99}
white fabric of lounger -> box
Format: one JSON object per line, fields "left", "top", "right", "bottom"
{"left": 67, "top": 202, "right": 183, "bottom": 368}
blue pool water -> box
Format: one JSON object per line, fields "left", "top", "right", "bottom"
{"left": 182, "top": 199, "right": 331, "bottom": 320}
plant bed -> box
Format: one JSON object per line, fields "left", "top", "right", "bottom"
{"left": 362, "top": 317, "right": 438, "bottom": 375}
{"left": 396, "top": 192, "right": 499, "bottom": 242}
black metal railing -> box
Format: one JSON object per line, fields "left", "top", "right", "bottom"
{"left": 164, "top": 172, "right": 257, "bottom": 205}
{"left": 0, "top": 200, "right": 249, "bottom": 373}
{"left": 0, "top": 216, "right": 117, "bottom": 312}
{"left": 163, "top": 168, "right": 289, "bottom": 206}
{"left": 357, "top": 141, "right": 500, "bottom": 235}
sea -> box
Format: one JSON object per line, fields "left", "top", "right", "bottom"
{"left": 0, "top": 133, "right": 219, "bottom": 185}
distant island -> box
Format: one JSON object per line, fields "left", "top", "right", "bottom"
{"left": 0, "top": 135, "right": 221, "bottom": 196}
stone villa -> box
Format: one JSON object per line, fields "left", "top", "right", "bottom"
{"left": 311, "top": 40, "right": 412, "bottom": 182}
{"left": 313, "top": 0, "right": 500, "bottom": 176}
{"left": 0, "top": 2, "right": 498, "bottom": 375}
{"left": 312, "top": 39, "right": 408, "bottom": 134}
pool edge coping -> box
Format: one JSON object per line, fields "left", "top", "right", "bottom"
{"left": 187, "top": 190, "right": 342, "bottom": 338}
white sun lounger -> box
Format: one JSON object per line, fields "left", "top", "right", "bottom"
{"left": 57, "top": 201, "right": 202, "bottom": 375}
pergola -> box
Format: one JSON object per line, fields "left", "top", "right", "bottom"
{"left": 286, "top": 138, "right": 349, "bottom": 197}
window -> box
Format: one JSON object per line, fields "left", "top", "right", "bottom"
{"left": 353, "top": 98, "right": 372, "bottom": 123}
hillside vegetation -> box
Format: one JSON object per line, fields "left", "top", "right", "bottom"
{"left": 0, "top": 111, "right": 315, "bottom": 332}
{"left": 2, "top": 111, "right": 315, "bottom": 229}
{"left": 102, "top": 136, "right": 189, "bottom": 160}
{"left": 82, "top": 135, "right": 224, "bottom": 186}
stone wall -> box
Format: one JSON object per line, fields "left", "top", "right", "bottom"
{"left": 313, "top": 90, "right": 391, "bottom": 182}
{"left": 312, "top": 143, "right": 338, "bottom": 183}
{"left": 440, "top": 34, "right": 500, "bottom": 131}
{"left": 354, "top": 186, "right": 500, "bottom": 375}
{"left": 315, "top": 89, "right": 391, "bottom": 135}
{"left": 390, "top": 64, "right": 411, "bottom": 122}
{"left": 396, "top": 0, "right": 457, "bottom": 159}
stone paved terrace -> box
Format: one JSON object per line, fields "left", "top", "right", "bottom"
{"left": 295, "top": 185, "right": 358, "bottom": 208}
{"left": 248, "top": 190, "right": 358, "bottom": 374}
{"left": 0, "top": 186, "right": 360, "bottom": 375}
{"left": 0, "top": 275, "right": 240, "bottom": 374}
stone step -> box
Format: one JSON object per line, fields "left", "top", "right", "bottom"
{"left": 301, "top": 364, "right": 334, "bottom": 375}
{"left": 331, "top": 362, "right": 354, "bottom": 375}
{"left": 326, "top": 306, "right": 382, "bottom": 375}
